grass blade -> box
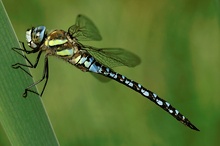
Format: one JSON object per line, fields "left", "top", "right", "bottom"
{"left": 0, "top": 1, "right": 59, "bottom": 146}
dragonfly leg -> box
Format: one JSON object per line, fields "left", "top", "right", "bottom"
{"left": 12, "top": 42, "right": 42, "bottom": 77}
{"left": 23, "top": 55, "right": 49, "bottom": 98}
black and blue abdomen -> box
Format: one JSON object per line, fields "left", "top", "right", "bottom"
{"left": 71, "top": 52, "right": 199, "bottom": 131}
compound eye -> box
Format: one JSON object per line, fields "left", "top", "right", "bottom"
{"left": 32, "top": 26, "right": 46, "bottom": 44}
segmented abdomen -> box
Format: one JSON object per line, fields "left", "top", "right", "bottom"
{"left": 73, "top": 52, "right": 199, "bottom": 131}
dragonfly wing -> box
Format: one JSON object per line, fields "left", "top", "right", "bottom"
{"left": 84, "top": 46, "right": 141, "bottom": 68}
{"left": 68, "top": 14, "right": 102, "bottom": 41}
{"left": 90, "top": 73, "right": 112, "bottom": 82}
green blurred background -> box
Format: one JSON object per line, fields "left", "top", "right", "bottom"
{"left": 2, "top": 0, "right": 220, "bottom": 145}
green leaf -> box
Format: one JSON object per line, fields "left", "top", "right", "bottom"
{"left": 0, "top": 1, "right": 59, "bottom": 146}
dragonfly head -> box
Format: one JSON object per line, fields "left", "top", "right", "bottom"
{"left": 26, "top": 26, "right": 46, "bottom": 49}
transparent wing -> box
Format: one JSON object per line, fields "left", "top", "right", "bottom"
{"left": 68, "top": 14, "right": 102, "bottom": 41}
{"left": 84, "top": 46, "right": 141, "bottom": 68}
{"left": 90, "top": 73, "right": 112, "bottom": 82}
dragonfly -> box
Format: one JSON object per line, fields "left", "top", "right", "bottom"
{"left": 12, "top": 14, "right": 199, "bottom": 131}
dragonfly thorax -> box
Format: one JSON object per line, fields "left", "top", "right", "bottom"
{"left": 26, "top": 26, "right": 46, "bottom": 49}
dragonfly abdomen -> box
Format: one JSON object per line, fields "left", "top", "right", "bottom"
{"left": 94, "top": 62, "right": 199, "bottom": 131}
{"left": 69, "top": 51, "right": 199, "bottom": 131}
{"left": 73, "top": 53, "right": 199, "bottom": 130}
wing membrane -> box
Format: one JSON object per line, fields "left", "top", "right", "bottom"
{"left": 68, "top": 14, "right": 102, "bottom": 41}
{"left": 84, "top": 46, "right": 141, "bottom": 68}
